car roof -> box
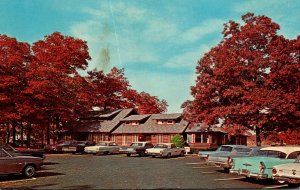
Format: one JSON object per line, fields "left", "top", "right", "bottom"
{"left": 261, "top": 146, "right": 300, "bottom": 154}
{"left": 221, "top": 145, "right": 247, "bottom": 148}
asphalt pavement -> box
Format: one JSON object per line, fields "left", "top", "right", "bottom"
{"left": 0, "top": 154, "right": 290, "bottom": 189}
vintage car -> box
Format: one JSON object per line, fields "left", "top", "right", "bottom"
{"left": 207, "top": 146, "right": 262, "bottom": 172}
{"left": 84, "top": 141, "right": 120, "bottom": 155}
{"left": 119, "top": 142, "right": 154, "bottom": 157}
{"left": 0, "top": 147, "right": 43, "bottom": 178}
{"left": 44, "top": 140, "right": 79, "bottom": 153}
{"left": 67, "top": 141, "right": 96, "bottom": 154}
{"left": 198, "top": 145, "right": 247, "bottom": 160}
{"left": 145, "top": 143, "right": 185, "bottom": 158}
{"left": 0, "top": 143, "right": 45, "bottom": 159}
{"left": 230, "top": 146, "right": 300, "bottom": 180}
{"left": 272, "top": 155, "right": 300, "bottom": 188}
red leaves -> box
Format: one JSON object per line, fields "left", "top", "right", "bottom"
{"left": 183, "top": 13, "right": 300, "bottom": 139}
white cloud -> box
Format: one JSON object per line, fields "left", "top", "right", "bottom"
{"left": 165, "top": 42, "right": 219, "bottom": 69}
{"left": 126, "top": 71, "right": 195, "bottom": 113}
{"left": 180, "top": 19, "right": 225, "bottom": 43}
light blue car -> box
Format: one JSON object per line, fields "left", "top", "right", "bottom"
{"left": 230, "top": 146, "right": 300, "bottom": 180}
{"left": 198, "top": 145, "right": 247, "bottom": 160}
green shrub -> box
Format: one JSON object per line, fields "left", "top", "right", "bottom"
{"left": 171, "top": 134, "right": 185, "bottom": 148}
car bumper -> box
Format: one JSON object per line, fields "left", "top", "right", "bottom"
{"left": 146, "top": 152, "right": 162, "bottom": 157}
{"left": 84, "top": 150, "right": 98, "bottom": 154}
{"left": 119, "top": 150, "right": 137, "bottom": 154}
{"left": 229, "top": 169, "right": 240, "bottom": 175}
{"left": 273, "top": 176, "right": 300, "bottom": 184}
{"left": 209, "top": 161, "right": 231, "bottom": 169}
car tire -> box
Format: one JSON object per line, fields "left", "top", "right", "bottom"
{"left": 223, "top": 168, "right": 230, "bottom": 173}
{"left": 139, "top": 152, "right": 145, "bottom": 157}
{"left": 23, "top": 165, "right": 36, "bottom": 178}
{"left": 180, "top": 151, "right": 185, "bottom": 157}
{"left": 126, "top": 153, "right": 131, "bottom": 157}
{"left": 166, "top": 153, "right": 171, "bottom": 159}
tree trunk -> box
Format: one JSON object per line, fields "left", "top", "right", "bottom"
{"left": 27, "top": 122, "right": 31, "bottom": 148}
{"left": 47, "top": 121, "right": 51, "bottom": 145}
{"left": 12, "top": 121, "right": 16, "bottom": 146}
{"left": 256, "top": 127, "right": 261, "bottom": 146}
{"left": 6, "top": 123, "right": 10, "bottom": 144}
{"left": 20, "top": 122, "right": 24, "bottom": 147}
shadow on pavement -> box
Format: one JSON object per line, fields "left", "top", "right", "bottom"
{"left": 43, "top": 161, "right": 59, "bottom": 165}
{"left": 0, "top": 171, "right": 64, "bottom": 182}
{"left": 62, "top": 185, "right": 96, "bottom": 189}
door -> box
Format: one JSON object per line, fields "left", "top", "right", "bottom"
{"left": 0, "top": 149, "right": 19, "bottom": 174}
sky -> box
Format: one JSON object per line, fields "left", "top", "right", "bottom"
{"left": 0, "top": 0, "right": 299, "bottom": 113}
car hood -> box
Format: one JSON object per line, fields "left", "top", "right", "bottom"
{"left": 146, "top": 148, "right": 165, "bottom": 153}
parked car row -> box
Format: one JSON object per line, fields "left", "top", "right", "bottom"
{"left": 44, "top": 140, "right": 186, "bottom": 158}
{"left": 199, "top": 145, "right": 300, "bottom": 188}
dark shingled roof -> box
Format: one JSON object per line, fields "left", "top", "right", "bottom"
{"left": 151, "top": 113, "right": 182, "bottom": 120}
{"left": 112, "top": 113, "right": 189, "bottom": 134}
{"left": 71, "top": 108, "right": 134, "bottom": 133}
{"left": 121, "top": 114, "right": 151, "bottom": 121}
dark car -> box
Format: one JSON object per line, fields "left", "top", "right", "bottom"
{"left": 44, "top": 140, "right": 78, "bottom": 153}
{"left": 0, "top": 147, "right": 43, "bottom": 178}
{"left": 119, "top": 142, "right": 154, "bottom": 157}
{"left": 68, "top": 141, "right": 96, "bottom": 154}
{"left": 0, "top": 144, "right": 45, "bottom": 159}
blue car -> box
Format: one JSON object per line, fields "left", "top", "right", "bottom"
{"left": 198, "top": 145, "right": 247, "bottom": 160}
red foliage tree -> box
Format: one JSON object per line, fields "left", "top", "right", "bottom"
{"left": 23, "top": 32, "right": 91, "bottom": 144}
{"left": 182, "top": 13, "right": 299, "bottom": 145}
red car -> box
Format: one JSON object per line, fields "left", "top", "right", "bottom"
{"left": 0, "top": 148, "right": 43, "bottom": 178}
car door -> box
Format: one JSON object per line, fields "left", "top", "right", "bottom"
{"left": 0, "top": 149, "right": 19, "bottom": 174}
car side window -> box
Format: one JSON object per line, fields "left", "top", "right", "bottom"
{"left": 287, "top": 151, "right": 300, "bottom": 159}
{"left": 0, "top": 149, "right": 10, "bottom": 158}
{"left": 171, "top": 144, "right": 176, "bottom": 148}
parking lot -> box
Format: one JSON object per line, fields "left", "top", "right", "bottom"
{"left": 0, "top": 154, "right": 291, "bottom": 189}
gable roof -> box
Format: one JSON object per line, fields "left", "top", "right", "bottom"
{"left": 185, "top": 123, "right": 227, "bottom": 133}
{"left": 112, "top": 113, "right": 189, "bottom": 134}
{"left": 121, "top": 114, "right": 151, "bottom": 121}
{"left": 71, "top": 108, "right": 134, "bottom": 133}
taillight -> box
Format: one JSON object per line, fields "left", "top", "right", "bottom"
{"left": 227, "top": 157, "right": 233, "bottom": 165}
{"left": 259, "top": 161, "right": 266, "bottom": 173}
{"left": 205, "top": 154, "right": 209, "bottom": 160}
{"left": 272, "top": 168, "right": 277, "bottom": 174}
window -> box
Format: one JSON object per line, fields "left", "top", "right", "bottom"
{"left": 287, "top": 151, "right": 300, "bottom": 159}
{"left": 195, "top": 134, "right": 202, "bottom": 143}
{"left": 219, "top": 146, "right": 233, "bottom": 152}
{"left": 257, "top": 150, "right": 287, "bottom": 158}
{"left": 167, "top": 120, "right": 174, "bottom": 124}
{"left": 157, "top": 120, "right": 163, "bottom": 124}
{"left": 0, "top": 149, "right": 9, "bottom": 158}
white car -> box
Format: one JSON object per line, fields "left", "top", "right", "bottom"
{"left": 145, "top": 143, "right": 185, "bottom": 158}
{"left": 84, "top": 142, "right": 119, "bottom": 155}
{"left": 272, "top": 155, "right": 300, "bottom": 188}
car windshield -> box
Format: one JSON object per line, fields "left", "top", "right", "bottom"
{"left": 219, "top": 146, "right": 233, "bottom": 152}
{"left": 257, "top": 150, "right": 287, "bottom": 158}
{"left": 154, "top": 144, "right": 168, "bottom": 148}
{"left": 131, "top": 143, "right": 143, "bottom": 147}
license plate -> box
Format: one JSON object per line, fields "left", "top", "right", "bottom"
{"left": 242, "top": 169, "right": 249, "bottom": 174}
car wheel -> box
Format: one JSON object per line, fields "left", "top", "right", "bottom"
{"left": 104, "top": 151, "right": 109, "bottom": 155}
{"left": 223, "top": 168, "right": 230, "bottom": 173}
{"left": 166, "top": 153, "right": 171, "bottom": 159}
{"left": 23, "top": 165, "right": 36, "bottom": 178}
{"left": 180, "top": 151, "right": 185, "bottom": 157}
{"left": 126, "top": 153, "right": 131, "bottom": 157}
{"left": 139, "top": 152, "right": 145, "bottom": 157}
{"left": 152, "top": 155, "right": 156, "bottom": 158}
